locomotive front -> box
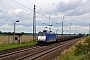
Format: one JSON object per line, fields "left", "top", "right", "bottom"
{"left": 37, "top": 30, "right": 47, "bottom": 44}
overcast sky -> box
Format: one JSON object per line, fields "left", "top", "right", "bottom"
{"left": 0, "top": 0, "right": 90, "bottom": 34}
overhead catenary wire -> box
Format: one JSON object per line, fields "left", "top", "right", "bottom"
{"left": 0, "top": 9, "right": 32, "bottom": 20}
{"left": 27, "top": 0, "right": 50, "bottom": 14}
{"left": 0, "top": 3, "right": 31, "bottom": 19}
{"left": 0, "top": 9, "right": 22, "bottom": 18}
{"left": 0, "top": 3, "right": 19, "bottom": 17}
{"left": 0, "top": 3, "right": 15, "bottom": 10}
{"left": 12, "top": 0, "right": 50, "bottom": 19}
{"left": 0, "top": 0, "right": 50, "bottom": 20}
{"left": 12, "top": 0, "right": 33, "bottom": 11}
{"left": 0, "top": 9, "right": 11, "bottom": 14}
{"left": 0, "top": 1, "right": 49, "bottom": 28}
{"left": 27, "top": 0, "right": 50, "bottom": 19}
{"left": 0, "top": 0, "right": 53, "bottom": 26}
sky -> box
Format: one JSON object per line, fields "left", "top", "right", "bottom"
{"left": 0, "top": 0, "right": 90, "bottom": 34}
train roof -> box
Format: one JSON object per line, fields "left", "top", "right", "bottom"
{"left": 38, "top": 30, "right": 55, "bottom": 34}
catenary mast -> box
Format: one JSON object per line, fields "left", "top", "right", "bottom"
{"left": 33, "top": 5, "right": 36, "bottom": 41}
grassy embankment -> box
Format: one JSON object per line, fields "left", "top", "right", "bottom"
{"left": 0, "top": 41, "right": 37, "bottom": 51}
{"left": 57, "top": 36, "right": 90, "bottom": 60}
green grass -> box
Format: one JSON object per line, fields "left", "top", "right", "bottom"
{"left": 58, "top": 45, "right": 83, "bottom": 60}
{"left": 0, "top": 41, "right": 37, "bottom": 50}
{"left": 57, "top": 37, "right": 88, "bottom": 60}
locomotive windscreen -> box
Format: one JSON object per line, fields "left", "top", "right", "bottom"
{"left": 38, "top": 32, "right": 46, "bottom": 36}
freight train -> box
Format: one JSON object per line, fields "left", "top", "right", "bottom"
{"left": 37, "top": 30, "right": 81, "bottom": 44}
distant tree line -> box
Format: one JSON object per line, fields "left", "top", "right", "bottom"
{"left": 0, "top": 31, "right": 34, "bottom": 36}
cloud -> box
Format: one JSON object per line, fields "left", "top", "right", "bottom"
{"left": 51, "top": 0, "right": 90, "bottom": 16}
{"left": 57, "top": 0, "right": 83, "bottom": 12}
{"left": 0, "top": 0, "right": 90, "bottom": 34}
{"left": 0, "top": 9, "right": 33, "bottom": 26}
{"left": 0, "top": 0, "right": 3, "bottom": 2}
{"left": 0, "top": 24, "right": 11, "bottom": 28}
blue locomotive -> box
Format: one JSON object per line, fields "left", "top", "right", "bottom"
{"left": 37, "top": 30, "right": 56, "bottom": 44}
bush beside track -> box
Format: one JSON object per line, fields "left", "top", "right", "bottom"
{"left": 57, "top": 36, "right": 90, "bottom": 60}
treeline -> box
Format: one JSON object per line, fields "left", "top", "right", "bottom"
{"left": 0, "top": 31, "right": 33, "bottom": 36}
{"left": 0, "top": 31, "right": 12, "bottom": 35}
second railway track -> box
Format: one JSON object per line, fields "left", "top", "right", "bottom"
{"left": 0, "top": 37, "right": 83, "bottom": 60}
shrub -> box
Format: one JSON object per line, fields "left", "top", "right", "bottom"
{"left": 74, "top": 43, "right": 88, "bottom": 56}
{"left": 85, "top": 36, "right": 90, "bottom": 43}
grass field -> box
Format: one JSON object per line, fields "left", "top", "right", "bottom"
{"left": 0, "top": 36, "right": 8, "bottom": 44}
{"left": 22, "top": 35, "right": 33, "bottom": 42}
{"left": 0, "top": 41, "right": 37, "bottom": 50}
{"left": 0, "top": 35, "right": 33, "bottom": 44}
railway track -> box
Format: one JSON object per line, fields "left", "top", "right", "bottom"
{"left": 0, "top": 45, "right": 37, "bottom": 55}
{"left": 0, "top": 46, "right": 41, "bottom": 57}
{"left": 0, "top": 38, "right": 82, "bottom": 60}
{"left": 0, "top": 45, "right": 43, "bottom": 60}
{"left": 18, "top": 38, "right": 81, "bottom": 60}
{"left": 0, "top": 41, "right": 67, "bottom": 60}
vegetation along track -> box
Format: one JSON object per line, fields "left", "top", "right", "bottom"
{"left": 0, "top": 37, "right": 82, "bottom": 60}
